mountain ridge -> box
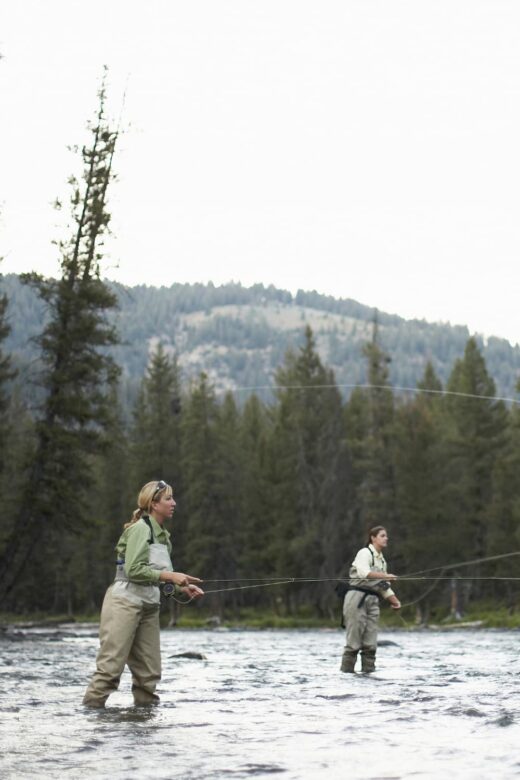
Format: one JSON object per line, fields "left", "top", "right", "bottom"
{"left": 3, "top": 273, "right": 519, "bottom": 404}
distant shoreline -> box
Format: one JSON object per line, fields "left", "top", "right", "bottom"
{"left": 1, "top": 616, "right": 519, "bottom": 635}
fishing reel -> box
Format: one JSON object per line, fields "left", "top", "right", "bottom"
{"left": 161, "top": 582, "right": 175, "bottom": 597}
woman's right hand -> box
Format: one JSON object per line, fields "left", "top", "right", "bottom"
{"left": 161, "top": 571, "right": 203, "bottom": 587}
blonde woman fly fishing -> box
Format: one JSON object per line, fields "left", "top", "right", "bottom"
{"left": 83, "top": 480, "right": 204, "bottom": 708}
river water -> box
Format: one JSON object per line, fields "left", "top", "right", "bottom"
{"left": 0, "top": 625, "right": 518, "bottom": 779}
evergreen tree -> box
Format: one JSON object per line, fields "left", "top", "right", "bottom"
{"left": 211, "top": 392, "right": 244, "bottom": 614}
{"left": 0, "top": 74, "right": 120, "bottom": 605}
{"left": 130, "top": 344, "right": 183, "bottom": 485}
{"left": 481, "top": 380, "right": 520, "bottom": 604}
{"left": 442, "top": 338, "right": 509, "bottom": 601}
{"left": 343, "top": 387, "right": 371, "bottom": 556}
{"left": 356, "top": 316, "right": 396, "bottom": 532}
{"left": 238, "top": 393, "right": 275, "bottom": 596}
{"left": 77, "top": 387, "right": 131, "bottom": 613}
{"left": 0, "top": 272, "right": 16, "bottom": 470}
{"left": 393, "top": 363, "right": 451, "bottom": 620}
{"left": 180, "top": 374, "right": 222, "bottom": 610}
{"left": 128, "top": 344, "right": 185, "bottom": 622}
{"left": 270, "top": 326, "right": 349, "bottom": 614}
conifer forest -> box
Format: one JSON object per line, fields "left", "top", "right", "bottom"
{"left": 1, "top": 84, "right": 520, "bottom": 623}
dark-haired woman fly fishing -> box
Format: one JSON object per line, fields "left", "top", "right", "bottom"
{"left": 340, "top": 526, "right": 401, "bottom": 673}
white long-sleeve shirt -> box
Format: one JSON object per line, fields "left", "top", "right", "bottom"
{"left": 349, "top": 543, "right": 395, "bottom": 599}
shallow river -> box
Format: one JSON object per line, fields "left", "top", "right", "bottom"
{"left": 0, "top": 625, "right": 518, "bottom": 779}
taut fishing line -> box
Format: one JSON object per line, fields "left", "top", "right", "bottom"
{"left": 170, "top": 550, "right": 520, "bottom": 604}
{"left": 229, "top": 382, "right": 520, "bottom": 405}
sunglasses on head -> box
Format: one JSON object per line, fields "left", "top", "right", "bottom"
{"left": 152, "top": 480, "right": 168, "bottom": 499}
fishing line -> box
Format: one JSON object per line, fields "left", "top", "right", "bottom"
{"left": 169, "top": 579, "right": 298, "bottom": 605}
{"left": 398, "top": 570, "right": 446, "bottom": 609}
{"left": 231, "top": 382, "right": 520, "bottom": 405}
{"left": 403, "top": 550, "right": 520, "bottom": 578}
{"left": 171, "top": 551, "right": 520, "bottom": 603}
{"left": 172, "top": 575, "right": 520, "bottom": 603}
{"left": 200, "top": 575, "right": 520, "bottom": 583}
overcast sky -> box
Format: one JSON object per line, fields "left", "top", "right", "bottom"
{"left": 1, "top": 1, "right": 520, "bottom": 344}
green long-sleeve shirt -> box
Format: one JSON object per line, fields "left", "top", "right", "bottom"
{"left": 115, "top": 516, "right": 173, "bottom": 584}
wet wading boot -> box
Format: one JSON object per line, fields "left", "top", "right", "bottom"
{"left": 361, "top": 648, "right": 376, "bottom": 673}
{"left": 132, "top": 687, "right": 160, "bottom": 707}
{"left": 340, "top": 650, "right": 358, "bottom": 673}
{"left": 82, "top": 695, "right": 107, "bottom": 708}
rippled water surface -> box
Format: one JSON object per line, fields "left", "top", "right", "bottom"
{"left": 1, "top": 626, "right": 519, "bottom": 779}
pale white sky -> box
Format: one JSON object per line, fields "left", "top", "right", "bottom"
{"left": 1, "top": 1, "right": 520, "bottom": 344}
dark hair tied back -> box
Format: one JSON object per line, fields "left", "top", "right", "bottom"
{"left": 367, "top": 525, "right": 386, "bottom": 545}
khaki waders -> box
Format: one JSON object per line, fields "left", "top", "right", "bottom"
{"left": 341, "top": 590, "right": 380, "bottom": 673}
{"left": 83, "top": 586, "right": 161, "bottom": 707}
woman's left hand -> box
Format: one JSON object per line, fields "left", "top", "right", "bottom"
{"left": 181, "top": 584, "right": 204, "bottom": 599}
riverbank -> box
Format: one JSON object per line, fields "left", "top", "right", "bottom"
{"left": 1, "top": 602, "right": 519, "bottom": 631}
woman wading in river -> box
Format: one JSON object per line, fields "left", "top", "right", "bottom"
{"left": 83, "top": 480, "right": 204, "bottom": 708}
{"left": 340, "top": 526, "right": 401, "bottom": 673}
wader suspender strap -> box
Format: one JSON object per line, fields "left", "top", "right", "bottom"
{"left": 143, "top": 516, "right": 155, "bottom": 544}
{"left": 354, "top": 546, "right": 379, "bottom": 607}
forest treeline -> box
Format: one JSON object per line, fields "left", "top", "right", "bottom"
{"left": 1, "top": 80, "right": 520, "bottom": 623}
{"left": 1, "top": 312, "right": 520, "bottom": 620}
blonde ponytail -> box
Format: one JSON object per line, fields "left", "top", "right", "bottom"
{"left": 124, "top": 507, "right": 145, "bottom": 529}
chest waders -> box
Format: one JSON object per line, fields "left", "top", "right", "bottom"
{"left": 340, "top": 546, "right": 389, "bottom": 674}
{"left": 83, "top": 517, "right": 174, "bottom": 708}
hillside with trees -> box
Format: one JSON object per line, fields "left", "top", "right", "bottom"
{"left": 3, "top": 275, "right": 520, "bottom": 417}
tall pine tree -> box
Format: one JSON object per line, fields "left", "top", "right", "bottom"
{"left": 393, "top": 363, "right": 451, "bottom": 619}
{"left": 180, "top": 374, "right": 222, "bottom": 611}
{"left": 130, "top": 344, "right": 183, "bottom": 486}
{"left": 238, "top": 393, "right": 276, "bottom": 599}
{"left": 270, "top": 326, "right": 349, "bottom": 614}
{"left": 0, "top": 74, "right": 120, "bottom": 606}
{"left": 0, "top": 271, "right": 16, "bottom": 469}
{"left": 356, "top": 316, "right": 396, "bottom": 533}
{"left": 442, "top": 338, "right": 509, "bottom": 603}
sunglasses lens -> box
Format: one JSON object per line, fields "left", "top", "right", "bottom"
{"left": 153, "top": 480, "right": 168, "bottom": 498}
